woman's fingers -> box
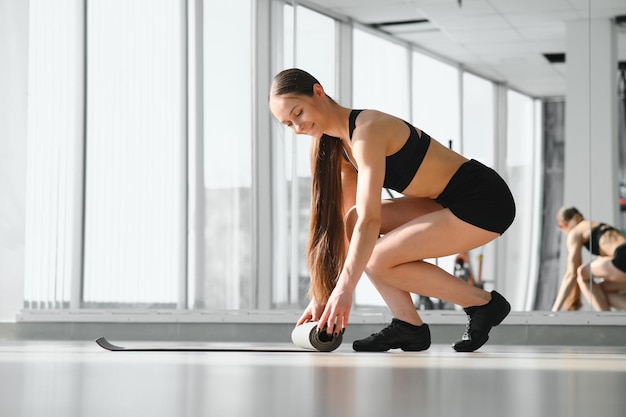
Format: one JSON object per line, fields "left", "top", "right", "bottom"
{"left": 340, "top": 314, "right": 348, "bottom": 334}
{"left": 317, "top": 306, "right": 331, "bottom": 333}
{"left": 318, "top": 305, "right": 348, "bottom": 336}
{"left": 297, "top": 305, "right": 314, "bottom": 326}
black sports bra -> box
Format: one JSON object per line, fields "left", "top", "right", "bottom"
{"left": 343, "top": 109, "right": 431, "bottom": 193}
{"left": 584, "top": 223, "right": 619, "bottom": 255}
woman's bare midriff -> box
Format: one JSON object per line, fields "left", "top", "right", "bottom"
{"left": 400, "top": 137, "right": 468, "bottom": 198}
{"left": 600, "top": 229, "right": 626, "bottom": 255}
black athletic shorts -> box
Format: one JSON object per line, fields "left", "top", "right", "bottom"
{"left": 435, "top": 159, "right": 516, "bottom": 235}
{"left": 611, "top": 243, "right": 626, "bottom": 273}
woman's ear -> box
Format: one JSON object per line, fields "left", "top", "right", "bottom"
{"left": 313, "top": 83, "right": 326, "bottom": 99}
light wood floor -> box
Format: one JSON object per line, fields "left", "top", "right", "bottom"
{"left": 1, "top": 341, "right": 625, "bottom": 417}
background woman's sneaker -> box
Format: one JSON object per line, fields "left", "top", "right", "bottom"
{"left": 453, "top": 290, "right": 511, "bottom": 352}
{"left": 353, "top": 319, "right": 431, "bottom": 352}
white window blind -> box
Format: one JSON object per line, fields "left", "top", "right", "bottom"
{"left": 24, "top": 0, "right": 84, "bottom": 309}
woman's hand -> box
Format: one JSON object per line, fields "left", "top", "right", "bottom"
{"left": 317, "top": 282, "right": 353, "bottom": 336}
{"left": 296, "top": 298, "right": 325, "bottom": 326}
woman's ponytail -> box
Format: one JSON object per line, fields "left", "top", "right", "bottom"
{"left": 307, "top": 134, "right": 346, "bottom": 304}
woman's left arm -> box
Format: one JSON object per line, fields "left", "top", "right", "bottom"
{"left": 552, "top": 231, "right": 583, "bottom": 311}
{"left": 317, "top": 118, "right": 388, "bottom": 335}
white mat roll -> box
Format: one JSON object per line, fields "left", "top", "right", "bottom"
{"left": 291, "top": 321, "right": 343, "bottom": 352}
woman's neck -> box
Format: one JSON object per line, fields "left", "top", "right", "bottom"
{"left": 322, "top": 103, "right": 351, "bottom": 139}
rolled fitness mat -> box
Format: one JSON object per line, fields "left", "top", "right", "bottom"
{"left": 291, "top": 321, "right": 343, "bottom": 352}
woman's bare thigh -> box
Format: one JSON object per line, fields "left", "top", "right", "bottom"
{"left": 590, "top": 257, "right": 626, "bottom": 283}
{"left": 380, "top": 197, "right": 444, "bottom": 234}
{"left": 373, "top": 203, "right": 499, "bottom": 268}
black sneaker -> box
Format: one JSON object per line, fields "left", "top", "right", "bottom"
{"left": 453, "top": 290, "right": 511, "bottom": 352}
{"left": 353, "top": 318, "right": 431, "bottom": 352}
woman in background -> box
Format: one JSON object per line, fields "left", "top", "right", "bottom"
{"left": 553, "top": 206, "right": 626, "bottom": 311}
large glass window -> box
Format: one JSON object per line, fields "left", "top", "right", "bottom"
{"left": 83, "top": 0, "right": 186, "bottom": 306}
{"left": 197, "top": 0, "right": 254, "bottom": 309}
{"left": 273, "top": 5, "right": 336, "bottom": 308}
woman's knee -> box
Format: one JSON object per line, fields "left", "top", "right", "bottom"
{"left": 365, "top": 262, "right": 394, "bottom": 284}
{"left": 577, "top": 264, "right": 590, "bottom": 284}
{"left": 365, "top": 245, "right": 393, "bottom": 280}
{"left": 366, "top": 241, "right": 417, "bottom": 280}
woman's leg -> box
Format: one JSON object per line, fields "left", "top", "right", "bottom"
{"left": 373, "top": 202, "right": 498, "bottom": 321}
{"left": 601, "top": 281, "right": 626, "bottom": 310}
{"left": 606, "top": 292, "right": 626, "bottom": 310}
{"left": 577, "top": 262, "right": 610, "bottom": 311}
{"left": 346, "top": 197, "right": 509, "bottom": 352}
{"left": 582, "top": 259, "right": 626, "bottom": 310}
{"left": 346, "top": 197, "right": 498, "bottom": 326}
{"left": 345, "top": 197, "right": 440, "bottom": 325}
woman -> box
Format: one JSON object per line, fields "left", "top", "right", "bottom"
{"left": 269, "top": 68, "right": 516, "bottom": 352}
{"left": 553, "top": 206, "right": 626, "bottom": 311}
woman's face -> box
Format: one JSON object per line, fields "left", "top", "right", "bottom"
{"left": 556, "top": 218, "right": 569, "bottom": 234}
{"left": 556, "top": 216, "right": 577, "bottom": 234}
{"left": 269, "top": 84, "right": 326, "bottom": 137}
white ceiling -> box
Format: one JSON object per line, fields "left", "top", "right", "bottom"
{"left": 302, "top": 0, "right": 626, "bottom": 97}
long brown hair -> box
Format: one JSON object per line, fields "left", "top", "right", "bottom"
{"left": 271, "top": 68, "right": 346, "bottom": 304}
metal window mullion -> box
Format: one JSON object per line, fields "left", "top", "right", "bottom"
{"left": 72, "top": 0, "right": 87, "bottom": 310}
{"left": 252, "top": 0, "right": 273, "bottom": 309}
{"left": 336, "top": 19, "right": 352, "bottom": 107}
{"left": 269, "top": 0, "right": 289, "bottom": 307}
{"left": 288, "top": 1, "right": 299, "bottom": 306}
{"left": 185, "top": 0, "right": 205, "bottom": 310}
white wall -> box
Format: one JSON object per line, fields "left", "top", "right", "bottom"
{"left": 0, "top": 0, "right": 28, "bottom": 322}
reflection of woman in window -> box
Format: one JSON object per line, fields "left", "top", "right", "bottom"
{"left": 554, "top": 206, "right": 626, "bottom": 311}
{"left": 269, "top": 68, "right": 516, "bottom": 352}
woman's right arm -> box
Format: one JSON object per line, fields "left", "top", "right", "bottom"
{"left": 552, "top": 233, "right": 583, "bottom": 311}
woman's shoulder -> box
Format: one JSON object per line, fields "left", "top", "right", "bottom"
{"left": 355, "top": 109, "right": 399, "bottom": 122}
{"left": 571, "top": 220, "right": 593, "bottom": 239}
{"left": 353, "top": 110, "right": 407, "bottom": 133}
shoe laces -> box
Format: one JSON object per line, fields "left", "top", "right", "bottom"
{"left": 372, "top": 321, "right": 400, "bottom": 337}
{"left": 462, "top": 315, "right": 473, "bottom": 339}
